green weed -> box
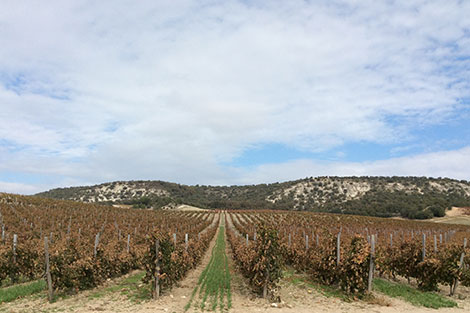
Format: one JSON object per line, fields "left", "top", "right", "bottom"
{"left": 373, "top": 278, "right": 457, "bottom": 309}
{"left": 0, "top": 279, "right": 46, "bottom": 303}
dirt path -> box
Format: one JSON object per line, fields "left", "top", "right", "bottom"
{"left": 227, "top": 273, "right": 470, "bottom": 313}
{"left": 200, "top": 212, "right": 218, "bottom": 235}
{"left": 154, "top": 213, "right": 223, "bottom": 313}
{"left": 225, "top": 213, "right": 241, "bottom": 237}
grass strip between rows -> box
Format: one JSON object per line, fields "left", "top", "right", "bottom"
{"left": 185, "top": 226, "right": 231, "bottom": 312}
{"left": 373, "top": 278, "right": 457, "bottom": 309}
{"left": 87, "top": 271, "right": 150, "bottom": 303}
{"left": 0, "top": 280, "right": 46, "bottom": 304}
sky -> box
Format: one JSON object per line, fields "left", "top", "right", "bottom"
{"left": 0, "top": 0, "right": 469, "bottom": 195}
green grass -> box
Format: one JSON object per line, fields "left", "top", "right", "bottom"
{"left": 0, "top": 279, "right": 46, "bottom": 303}
{"left": 373, "top": 278, "right": 457, "bottom": 309}
{"left": 87, "top": 271, "right": 151, "bottom": 304}
{"left": 0, "top": 272, "right": 150, "bottom": 309}
{"left": 282, "top": 268, "right": 352, "bottom": 302}
{"left": 0, "top": 276, "right": 36, "bottom": 288}
{"left": 185, "top": 225, "right": 231, "bottom": 312}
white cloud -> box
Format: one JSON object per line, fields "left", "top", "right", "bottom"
{"left": 237, "top": 146, "right": 470, "bottom": 184}
{"left": 0, "top": 0, "right": 469, "bottom": 192}
{"left": 0, "top": 181, "right": 43, "bottom": 195}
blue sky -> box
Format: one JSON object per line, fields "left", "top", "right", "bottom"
{"left": 0, "top": 0, "right": 469, "bottom": 194}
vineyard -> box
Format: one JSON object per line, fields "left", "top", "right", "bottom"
{"left": 0, "top": 193, "right": 218, "bottom": 300}
{"left": 1, "top": 192, "right": 470, "bottom": 312}
{"left": 226, "top": 210, "right": 470, "bottom": 299}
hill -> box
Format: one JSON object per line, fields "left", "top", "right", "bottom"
{"left": 35, "top": 176, "right": 470, "bottom": 219}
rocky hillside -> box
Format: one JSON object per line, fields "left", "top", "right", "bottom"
{"left": 36, "top": 176, "right": 470, "bottom": 219}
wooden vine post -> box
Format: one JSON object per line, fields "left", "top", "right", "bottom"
{"left": 44, "top": 236, "right": 53, "bottom": 302}
{"left": 368, "top": 234, "right": 375, "bottom": 293}
{"left": 263, "top": 268, "right": 269, "bottom": 298}
{"left": 336, "top": 231, "right": 341, "bottom": 266}
{"left": 94, "top": 233, "right": 100, "bottom": 257}
{"left": 422, "top": 233, "right": 426, "bottom": 260}
{"left": 451, "top": 238, "right": 467, "bottom": 296}
{"left": 153, "top": 239, "right": 160, "bottom": 299}
{"left": 67, "top": 217, "right": 71, "bottom": 235}
{"left": 12, "top": 234, "right": 18, "bottom": 262}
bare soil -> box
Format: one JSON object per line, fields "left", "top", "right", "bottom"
{"left": 445, "top": 207, "right": 470, "bottom": 217}
{"left": 431, "top": 207, "right": 470, "bottom": 225}
{"left": 174, "top": 205, "right": 208, "bottom": 212}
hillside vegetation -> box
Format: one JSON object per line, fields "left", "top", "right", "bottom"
{"left": 36, "top": 176, "right": 470, "bottom": 219}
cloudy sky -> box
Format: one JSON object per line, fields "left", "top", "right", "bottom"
{"left": 1, "top": 0, "right": 469, "bottom": 194}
